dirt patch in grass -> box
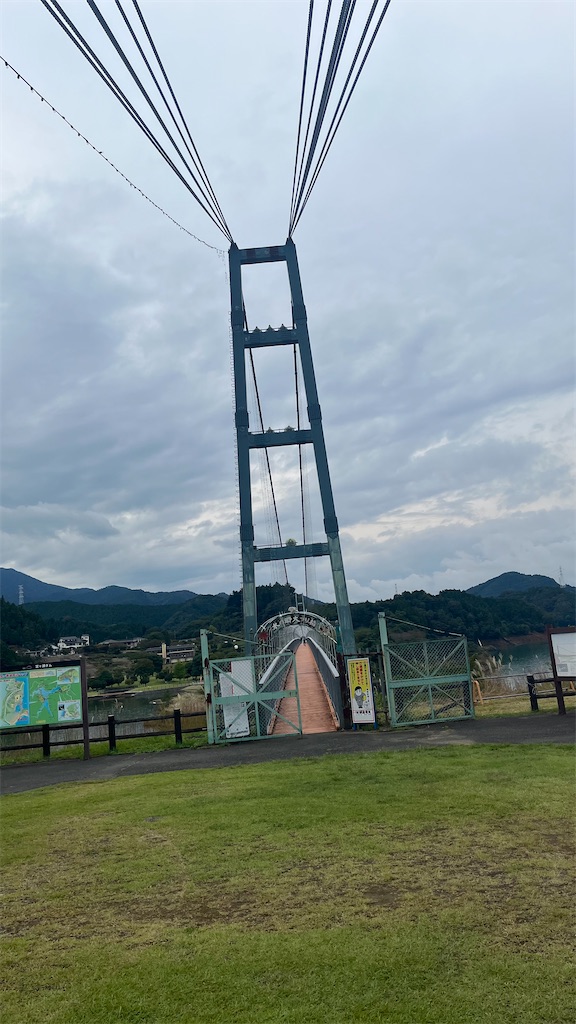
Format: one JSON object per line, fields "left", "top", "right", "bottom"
{"left": 5, "top": 820, "right": 562, "bottom": 949}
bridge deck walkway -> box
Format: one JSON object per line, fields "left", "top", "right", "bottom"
{"left": 272, "top": 641, "right": 337, "bottom": 735}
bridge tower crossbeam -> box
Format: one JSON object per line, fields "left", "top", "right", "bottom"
{"left": 229, "top": 238, "right": 356, "bottom": 657}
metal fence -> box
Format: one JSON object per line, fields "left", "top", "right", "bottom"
{"left": 383, "top": 637, "right": 473, "bottom": 727}
{"left": 206, "top": 651, "right": 301, "bottom": 744}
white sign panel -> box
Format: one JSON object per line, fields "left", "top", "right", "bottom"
{"left": 550, "top": 632, "right": 576, "bottom": 679}
{"left": 347, "top": 657, "right": 376, "bottom": 724}
{"left": 220, "top": 658, "right": 252, "bottom": 739}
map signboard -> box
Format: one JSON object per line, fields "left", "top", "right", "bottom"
{"left": 0, "top": 664, "right": 83, "bottom": 730}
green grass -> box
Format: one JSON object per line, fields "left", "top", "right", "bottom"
{"left": 0, "top": 730, "right": 207, "bottom": 766}
{"left": 1, "top": 746, "right": 574, "bottom": 1024}
{"left": 474, "top": 695, "right": 559, "bottom": 717}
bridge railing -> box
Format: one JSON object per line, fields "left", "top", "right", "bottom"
{"left": 254, "top": 611, "right": 342, "bottom": 726}
{"left": 255, "top": 611, "right": 337, "bottom": 673}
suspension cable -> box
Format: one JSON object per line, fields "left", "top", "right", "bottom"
{"left": 1, "top": 56, "right": 225, "bottom": 252}
{"left": 129, "top": 0, "right": 232, "bottom": 240}
{"left": 290, "top": 0, "right": 333, "bottom": 231}
{"left": 111, "top": 0, "right": 228, "bottom": 231}
{"left": 293, "top": 0, "right": 392, "bottom": 232}
{"left": 289, "top": 0, "right": 393, "bottom": 234}
{"left": 40, "top": 0, "right": 232, "bottom": 240}
{"left": 85, "top": 0, "right": 230, "bottom": 237}
{"left": 291, "top": 0, "right": 353, "bottom": 232}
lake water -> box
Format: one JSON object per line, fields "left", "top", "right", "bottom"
{"left": 475, "top": 641, "right": 552, "bottom": 695}
{"left": 88, "top": 683, "right": 205, "bottom": 723}
{"left": 488, "top": 642, "right": 551, "bottom": 677}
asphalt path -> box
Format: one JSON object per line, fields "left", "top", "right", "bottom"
{"left": 1, "top": 712, "right": 574, "bottom": 796}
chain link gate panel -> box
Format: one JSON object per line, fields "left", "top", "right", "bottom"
{"left": 382, "top": 637, "right": 474, "bottom": 728}
{"left": 205, "top": 651, "right": 302, "bottom": 743}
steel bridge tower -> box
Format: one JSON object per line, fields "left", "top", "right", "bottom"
{"left": 229, "top": 239, "right": 356, "bottom": 657}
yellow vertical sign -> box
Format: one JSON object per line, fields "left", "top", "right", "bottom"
{"left": 347, "top": 658, "right": 375, "bottom": 724}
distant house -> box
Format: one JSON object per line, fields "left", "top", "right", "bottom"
{"left": 56, "top": 635, "right": 90, "bottom": 652}
{"left": 162, "top": 640, "right": 197, "bottom": 664}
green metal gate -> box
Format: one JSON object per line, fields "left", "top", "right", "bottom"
{"left": 381, "top": 636, "right": 474, "bottom": 728}
{"left": 203, "top": 649, "right": 302, "bottom": 744}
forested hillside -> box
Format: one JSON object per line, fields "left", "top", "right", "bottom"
{"left": 25, "top": 593, "right": 228, "bottom": 643}
{"left": 2, "top": 583, "right": 573, "bottom": 671}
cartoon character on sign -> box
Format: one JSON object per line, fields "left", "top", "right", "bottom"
{"left": 353, "top": 685, "right": 369, "bottom": 710}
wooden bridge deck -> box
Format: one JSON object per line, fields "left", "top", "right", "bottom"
{"left": 272, "top": 641, "right": 337, "bottom": 735}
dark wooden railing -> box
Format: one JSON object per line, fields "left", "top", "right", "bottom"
{"left": 0, "top": 710, "right": 206, "bottom": 757}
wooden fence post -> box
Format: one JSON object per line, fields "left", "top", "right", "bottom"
{"left": 174, "top": 708, "right": 182, "bottom": 745}
{"left": 107, "top": 714, "right": 117, "bottom": 752}
{"left": 527, "top": 676, "right": 539, "bottom": 712}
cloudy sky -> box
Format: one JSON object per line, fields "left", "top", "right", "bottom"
{"left": 1, "top": 0, "right": 574, "bottom": 603}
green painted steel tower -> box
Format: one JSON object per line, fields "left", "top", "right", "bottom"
{"left": 229, "top": 239, "right": 356, "bottom": 657}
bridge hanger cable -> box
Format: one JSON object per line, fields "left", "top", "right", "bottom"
{"left": 40, "top": 0, "right": 232, "bottom": 241}
{"left": 1, "top": 57, "right": 225, "bottom": 252}
{"left": 243, "top": 310, "right": 290, "bottom": 588}
{"left": 293, "top": 346, "right": 309, "bottom": 599}
{"left": 289, "top": 0, "right": 393, "bottom": 235}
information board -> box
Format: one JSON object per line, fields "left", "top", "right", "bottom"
{"left": 550, "top": 631, "right": 576, "bottom": 679}
{"left": 347, "top": 657, "right": 376, "bottom": 724}
{"left": 221, "top": 658, "right": 251, "bottom": 739}
{"left": 0, "top": 664, "right": 83, "bottom": 729}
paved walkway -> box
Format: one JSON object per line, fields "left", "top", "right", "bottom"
{"left": 1, "top": 711, "right": 573, "bottom": 795}
{"left": 272, "top": 643, "right": 337, "bottom": 735}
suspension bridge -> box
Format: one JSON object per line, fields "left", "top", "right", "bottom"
{"left": 4, "top": 1, "right": 475, "bottom": 739}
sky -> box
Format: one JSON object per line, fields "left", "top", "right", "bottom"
{"left": 1, "top": 0, "right": 574, "bottom": 603}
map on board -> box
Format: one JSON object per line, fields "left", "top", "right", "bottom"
{"left": 0, "top": 665, "right": 82, "bottom": 729}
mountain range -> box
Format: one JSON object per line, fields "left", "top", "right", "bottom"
{"left": 0, "top": 568, "right": 224, "bottom": 606}
{"left": 0, "top": 566, "right": 564, "bottom": 607}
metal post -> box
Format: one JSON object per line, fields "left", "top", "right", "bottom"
{"left": 201, "top": 630, "right": 215, "bottom": 744}
{"left": 547, "top": 627, "right": 567, "bottom": 716}
{"left": 42, "top": 723, "right": 50, "bottom": 758}
{"left": 378, "top": 613, "right": 392, "bottom": 724}
{"left": 80, "top": 657, "right": 91, "bottom": 760}
{"left": 174, "top": 708, "right": 183, "bottom": 745}
{"left": 527, "top": 675, "right": 539, "bottom": 712}
{"left": 229, "top": 244, "right": 257, "bottom": 651}
{"left": 107, "top": 714, "right": 116, "bottom": 752}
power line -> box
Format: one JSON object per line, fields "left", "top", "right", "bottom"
{"left": 1, "top": 56, "right": 225, "bottom": 253}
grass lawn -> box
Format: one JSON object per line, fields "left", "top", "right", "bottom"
{"left": 474, "top": 696, "right": 560, "bottom": 717}
{"left": 0, "top": 730, "right": 208, "bottom": 766}
{"left": 1, "top": 746, "right": 574, "bottom": 1024}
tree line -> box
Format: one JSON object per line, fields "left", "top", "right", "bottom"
{"left": 1, "top": 583, "right": 574, "bottom": 672}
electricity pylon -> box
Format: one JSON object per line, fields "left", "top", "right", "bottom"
{"left": 229, "top": 239, "right": 356, "bottom": 656}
